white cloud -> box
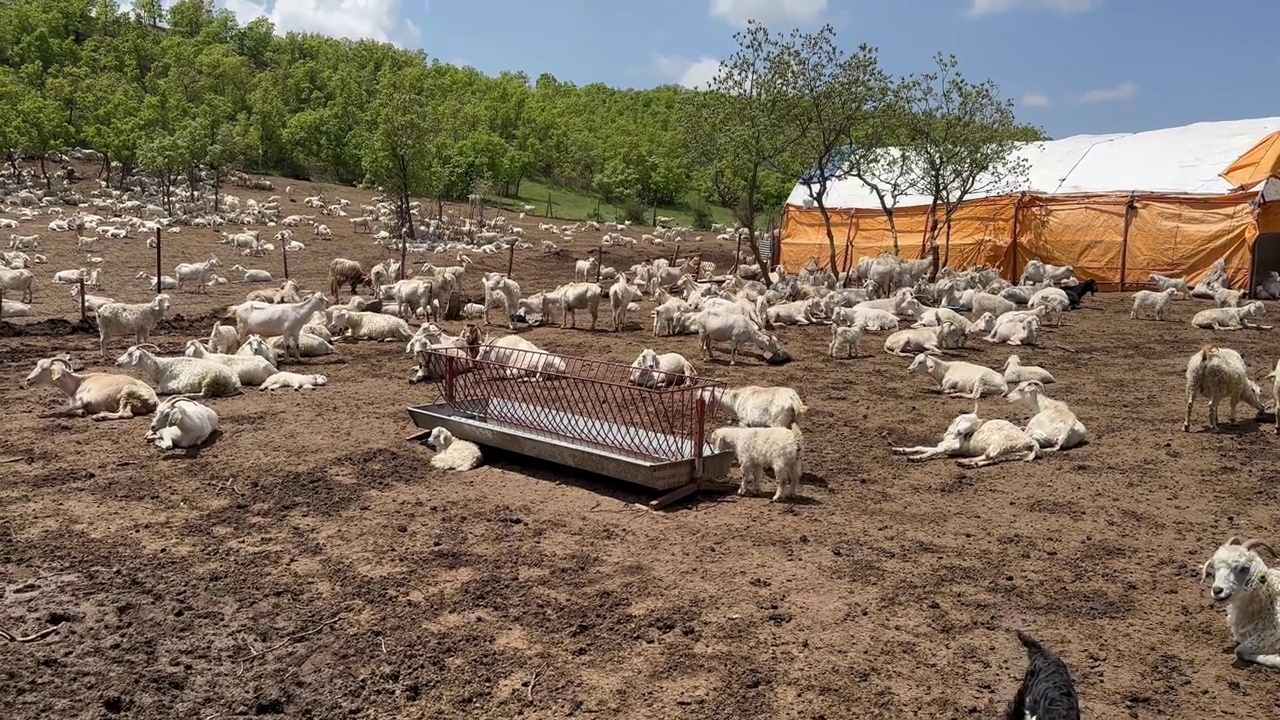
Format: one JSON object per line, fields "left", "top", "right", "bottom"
{"left": 651, "top": 53, "right": 723, "bottom": 90}
{"left": 708, "top": 0, "right": 828, "bottom": 29}
{"left": 216, "top": 0, "right": 421, "bottom": 46}
{"left": 1020, "top": 93, "right": 1052, "bottom": 108}
{"left": 1071, "top": 81, "right": 1139, "bottom": 104}
{"left": 967, "top": 0, "right": 1099, "bottom": 18}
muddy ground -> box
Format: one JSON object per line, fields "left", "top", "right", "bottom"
{"left": 2, "top": 173, "right": 1279, "bottom": 719}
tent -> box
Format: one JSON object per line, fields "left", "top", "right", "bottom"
{"left": 779, "top": 117, "right": 1280, "bottom": 290}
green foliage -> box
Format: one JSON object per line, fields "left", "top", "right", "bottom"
{"left": 0, "top": 0, "right": 1033, "bottom": 235}
{"left": 0, "top": 0, "right": 722, "bottom": 214}
{"left": 618, "top": 196, "right": 648, "bottom": 226}
{"left": 688, "top": 199, "right": 714, "bottom": 230}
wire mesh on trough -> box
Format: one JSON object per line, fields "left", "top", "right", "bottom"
{"left": 419, "top": 346, "right": 727, "bottom": 464}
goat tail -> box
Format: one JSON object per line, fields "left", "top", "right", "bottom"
{"left": 1015, "top": 630, "right": 1047, "bottom": 658}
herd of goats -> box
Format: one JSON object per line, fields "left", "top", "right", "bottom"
{"left": 4, "top": 153, "right": 1280, "bottom": 718}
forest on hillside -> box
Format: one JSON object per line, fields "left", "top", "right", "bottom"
{"left": 0, "top": 0, "right": 1043, "bottom": 246}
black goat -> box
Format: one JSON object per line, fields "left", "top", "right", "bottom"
{"left": 1004, "top": 631, "right": 1081, "bottom": 720}
{"left": 1063, "top": 278, "right": 1098, "bottom": 309}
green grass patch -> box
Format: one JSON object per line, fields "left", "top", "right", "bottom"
{"left": 488, "top": 179, "right": 737, "bottom": 228}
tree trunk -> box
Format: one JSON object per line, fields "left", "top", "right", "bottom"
{"left": 815, "top": 195, "right": 838, "bottom": 273}
{"left": 212, "top": 172, "right": 220, "bottom": 212}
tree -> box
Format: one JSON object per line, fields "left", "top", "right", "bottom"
{"left": 899, "top": 54, "right": 1030, "bottom": 274}
{"left": 362, "top": 65, "right": 441, "bottom": 279}
{"left": 685, "top": 21, "right": 805, "bottom": 285}
{"left": 844, "top": 83, "right": 917, "bottom": 256}
{"left": 137, "top": 132, "right": 190, "bottom": 214}
{"left": 779, "top": 26, "right": 887, "bottom": 273}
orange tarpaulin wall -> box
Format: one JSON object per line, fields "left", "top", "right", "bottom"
{"left": 780, "top": 192, "right": 1261, "bottom": 289}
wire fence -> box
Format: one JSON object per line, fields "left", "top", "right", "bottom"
{"left": 419, "top": 346, "right": 726, "bottom": 462}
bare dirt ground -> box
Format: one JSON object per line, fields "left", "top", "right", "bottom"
{"left": 3, "top": 172, "right": 1280, "bottom": 719}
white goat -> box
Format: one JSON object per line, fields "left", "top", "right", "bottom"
{"left": 696, "top": 312, "right": 782, "bottom": 366}
{"left": 1131, "top": 288, "right": 1179, "bottom": 320}
{"left": 146, "top": 395, "right": 219, "bottom": 450}
{"left": 174, "top": 256, "right": 221, "bottom": 293}
{"left": 907, "top": 353, "right": 1007, "bottom": 399}
{"left": 883, "top": 322, "right": 960, "bottom": 357}
{"left": 627, "top": 349, "right": 697, "bottom": 388}
{"left": 23, "top": 355, "right": 158, "bottom": 420}
{"left": 260, "top": 372, "right": 329, "bottom": 391}
{"left": 700, "top": 385, "right": 806, "bottom": 428}
{"left": 1183, "top": 344, "right": 1267, "bottom": 432}
{"left": 95, "top": 294, "right": 171, "bottom": 358}
{"left": 1150, "top": 273, "right": 1191, "bottom": 298}
{"left": 1269, "top": 359, "right": 1280, "bottom": 435}
{"left": 987, "top": 317, "right": 1039, "bottom": 346}
{"left": 116, "top": 344, "right": 242, "bottom": 397}
{"left": 609, "top": 273, "right": 643, "bottom": 331}
{"left": 1003, "top": 354, "right": 1054, "bottom": 385}
{"left": 891, "top": 409, "right": 1039, "bottom": 468}
{"left": 230, "top": 264, "right": 273, "bottom": 283}
{"left": 231, "top": 292, "right": 329, "bottom": 360}
{"left": 426, "top": 427, "right": 483, "bottom": 471}
{"left": 329, "top": 307, "right": 414, "bottom": 342}
{"left": 1006, "top": 380, "right": 1087, "bottom": 451}
{"left": 1215, "top": 288, "right": 1247, "bottom": 308}
{"left": 544, "top": 282, "right": 601, "bottom": 330}
{"left": 1200, "top": 537, "right": 1280, "bottom": 670}
{"left": 475, "top": 334, "right": 566, "bottom": 381}
{"left": 1191, "top": 302, "right": 1269, "bottom": 331}
{"left": 183, "top": 340, "right": 276, "bottom": 385}
{"left": 829, "top": 323, "right": 863, "bottom": 359}
{"left": 482, "top": 272, "right": 521, "bottom": 330}
{"left": 709, "top": 423, "right": 804, "bottom": 502}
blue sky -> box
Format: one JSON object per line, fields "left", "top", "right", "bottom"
{"left": 210, "top": 0, "right": 1278, "bottom": 139}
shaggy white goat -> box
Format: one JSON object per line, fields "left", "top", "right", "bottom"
{"left": 1200, "top": 537, "right": 1280, "bottom": 670}
{"left": 1003, "top": 354, "right": 1055, "bottom": 385}
{"left": 426, "top": 427, "right": 483, "bottom": 471}
{"left": 23, "top": 355, "right": 158, "bottom": 420}
{"left": 1130, "top": 288, "right": 1179, "bottom": 320}
{"left": 1214, "top": 288, "right": 1247, "bottom": 308}
{"left": 907, "top": 353, "right": 1007, "bottom": 399}
{"left": 829, "top": 323, "right": 863, "bottom": 359}
{"left": 1006, "top": 380, "right": 1087, "bottom": 451}
{"left": 1183, "top": 344, "right": 1267, "bottom": 432}
{"left": 146, "top": 395, "right": 218, "bottom": 450}
{"left": 709, "top": 423, "right": 804, "bottom": 502}
{"left": 1191, "top": 301, "right": 1270, "bottom": 331}
{"left": 259, "top": 371, "right": 329, "bottom": 391}
{"left": 116, "top": 344, "right": 242, "bottom": 397}
{"left": 891, "top": 408, "right": 1039, "bottom": 468}
{"left": 832, "top": 306, "right": 899, "bottom": 332}
{"left": 95, "top": 294, "right": 171, "bottom": 358}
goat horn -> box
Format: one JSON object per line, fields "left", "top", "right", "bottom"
{"left": 1227, "top": 536, "right": 1243, "bottom": 546}
{"left": 1243, "top": 539, "right": 1277, "bottom": 558}
{"left": 48, "top": 357, "right": 75, "bottom": 371}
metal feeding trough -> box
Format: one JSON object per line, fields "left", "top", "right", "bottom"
{"left": 406, "top": 346, "right": 736, "bottom": 509}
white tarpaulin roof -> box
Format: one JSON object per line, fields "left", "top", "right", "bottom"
{"left": 787, "top": 116, "right": 1280, "bottom": 210}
